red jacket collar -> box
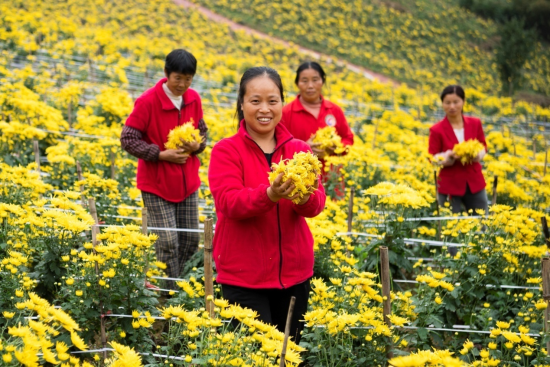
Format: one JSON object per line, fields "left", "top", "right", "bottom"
{"left": 291, "top": 94, "right": 330, "bottom": 112}
{"left": 154, "top": 78, "right": 198, "bottom": 110}
{"left": 238, "top": 119, "right": 294, "bottom": 151}
{"left": 441, "top": 115, "right": 475, "bottom": 143}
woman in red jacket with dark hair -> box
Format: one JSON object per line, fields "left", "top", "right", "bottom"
{"left": 208, "top": 66, "right": 326, "bottom": 343}
{"left": 429, "top": 85, "right": 488, "bottom": 215}
{"left": 282, "top": 61, "right": 354, "bottom": 159}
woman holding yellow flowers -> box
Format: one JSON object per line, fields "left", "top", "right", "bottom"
{"left": 282, "top": 62, "right": 354, "bottom": 160}
{"left": 429, "top": 85, "right": 488, "bottom": 215}
{"left": 209, "top": 67, "right": 326, "bottom": 343}
{"left": 121, "top": 49, "right": 208, "bottom": 291}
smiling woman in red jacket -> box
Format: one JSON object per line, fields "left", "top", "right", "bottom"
{"left": 208, "top": 67, "right": 326, "bottom": 343}
{"left": 429, "top": 85, "right": 488, "bottom": 215}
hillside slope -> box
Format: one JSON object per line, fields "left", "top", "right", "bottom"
{"left": 190, "top": 0, "right": 550, "bottom": 96}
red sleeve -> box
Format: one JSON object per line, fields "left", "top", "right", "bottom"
{"left": 477, "top": 119, "right": 487, "bottom": 150}
{"left": 333, "top": 106, "right": 354, "bottom": 146}
{"left": 125, "top": 97, "right": 151, "bottom": 132}
{"left": 428, "top": 127, "right": 442, "bottom": 155}
{"left": 209, "top": 140, "right": 277, "bottom": 220}
{"left": 291, "top": 143, "right": 326, "bottom": 217}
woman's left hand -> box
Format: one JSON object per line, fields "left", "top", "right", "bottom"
{"left": 296, "top": 177, "right": 320, "bottom": 205}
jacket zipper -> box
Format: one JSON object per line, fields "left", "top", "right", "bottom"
{"left": 245, "top": 135, "right": 292, "bottom": 289}
{"left": 276, "top": 203, "right": 284, "bottom": 288}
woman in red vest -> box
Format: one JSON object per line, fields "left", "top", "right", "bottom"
{"left": 209, "top": 67, "right": 326, "bottom": 343}
{"left": 429, "top": 85, "right": 488, "bottom": 215}
{"left": 281, "top": 61, "right": 354, "bottom": 160}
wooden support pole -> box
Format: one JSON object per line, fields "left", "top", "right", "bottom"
{"left": 492, "top": 176, "right": 498, "bottom": 206}
{"left": 204, "top": 218, "right": 215, "bottom": 318}
{"left": 110, "top": 148, "right": 116, "bottom": 180}
{"left": 533, "top": 138, "right": 537, "bottom": 159}
{"left": 88, "top": 198, "right": 107, "bottom": 361}
{"left": 542, "top": 217, "right": 550, "bottom": 249}
{"left": 542, "top": 258, "right": 550, "bottom": 356}
{"left": 544, "top": 148, "right": 548, "bottom": 177}
{"left": 141, "top": 207, "right": 150, "bottom": 287}
{"left": 76, "top": 161, "right": 87, "bottom": 208}
{"left": 347, "top": 186, "right": 355, "bottom": 234}
{"left": 380, "top": 246, "right": 393, "bottom": 359}
{"left": 279, "top": 296, "right": 296, "bottom": 367}
{"left": 33, "top": 140, "right": 40, "bottom": 173}
{"left": 433, "top": 170, "right": 441, "bottom": 240}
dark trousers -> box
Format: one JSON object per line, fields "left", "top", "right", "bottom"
{"left": 438, "top": 185, "right": 488, "bottom": 215}
{"left": 222, "top": 279, "right": 311, "bottom": 344}
{"left": 438, "top": 185, "right": 488, "bottom": 255}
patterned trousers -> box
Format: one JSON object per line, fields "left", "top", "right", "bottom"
{"left": 142, "top": 190, "right": 199, "bottom": 290}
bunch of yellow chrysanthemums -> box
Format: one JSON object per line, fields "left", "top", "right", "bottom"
{"left": 269, "top": 152, "right": 322, "bottom": 204}
{"left": 452, "top": 139, "right": 485, "bottom": 164}
{"left": 165, "top": 120, "right": 202, "bottom": 150}
{"left": 313, "top": 126, "right": 346, "bottom": 154}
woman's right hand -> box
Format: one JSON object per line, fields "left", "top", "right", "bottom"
{"left": 159, "top": 149, "right": 190, "bottom": 164}
{"left": 442, "top": 150, "right": 457, "bottom": 166}
{"left": 307, "top": 136, "right": 326, "bottom": 159}
{"left": 267, "top": 172, "right": 299, "bottom": 202}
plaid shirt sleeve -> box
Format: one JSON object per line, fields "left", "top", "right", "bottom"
{"left": 120, "top": 125, "right": 160, "bottom": 162}
{"left": 191, "top": 118, "right": 208, "bottom": 156}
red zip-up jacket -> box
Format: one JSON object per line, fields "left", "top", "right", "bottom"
{"left": 429, "top": 115, "right": 487, "bottom": 196}
{"left": 208, "top": 121, "right": 326, "bottom": 289}
{"left": 125, "top": 78, "right": 203, "bottom": 202}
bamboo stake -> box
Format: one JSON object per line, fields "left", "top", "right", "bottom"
{"left": 89, "top": 198, "right": 107, "bottom": 361}
{"left": 346, "top": 187, "right": 355, "bottom": 256}
{"left": 380, "top": 246, "right": 393, "bottom": 359}
{"left": 492, "top": 176, "right": 498, "bottom": 206}
{"left": 110, "top": 148, "right": 116, "bottom": 180}
{"left": 204, "top": 218, "right": 215, "bottom": 318}
{"left": 142, "top": 207, "right": 150, "bottom": 287}
{"left": 544, "top": 147, "right": 548, "bottom": 177}
{"left": 279, "top": 296, "right": 296, "bottom": 367}
{"left": 542, "top": 258, "right": 550, "bottom": 356}
{"left": 76, "top": 161, "right": 87, "bottom": 209}
{"left": 433, "top": 170, "right": 441, "bottom": 240}
{"left": 542, "top": 217, "right": 550, "bottom": 249}
{"left": 533, "top": 138, "right": 537, "bottom": 159}
{"left": 347, "top": 187, "right": 355, "bottom": 234}
{"left": 33, "top": 140, "right": 40, "bottom": 173}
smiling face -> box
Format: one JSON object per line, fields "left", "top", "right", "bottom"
{"left": 164, "top": 71, "right": 194, "bottom": 97}
{"left": 297, "top": 68, "right": 324, "bottom": 103}
{"left": 241, "top": 75, "right": 283, "bottom": 137}
{"left": 442, "top": 93, "right": 464, "bottom": 118}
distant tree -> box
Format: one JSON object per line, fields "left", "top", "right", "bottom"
{"left": 495, "top": 18, "right": 537, "bottom": 96}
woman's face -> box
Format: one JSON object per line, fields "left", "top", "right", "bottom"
{"left": 241, "top": 75, "right": 282, "bottom": 136}
{"left": 297, "top": 68, "right": 323, "bottom": 103}
{"left": 442, "top": 93, "right": 464, "bottom": 118}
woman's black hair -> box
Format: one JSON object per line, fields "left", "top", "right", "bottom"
{"left": 236, "top": 67, "right": 284, "bottom": 123}
{"left": 440, "top": 85, "right": 465, "bottom": 102}
{"left": 164, "top": 49, "right": 197, "bottom": 76}
{"left": 294, "top": 61, "right": 326, "bottom": 85}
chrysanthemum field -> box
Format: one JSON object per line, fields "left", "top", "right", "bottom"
{"left": 1, "top": 0, "right": 550, "bottom": 366}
